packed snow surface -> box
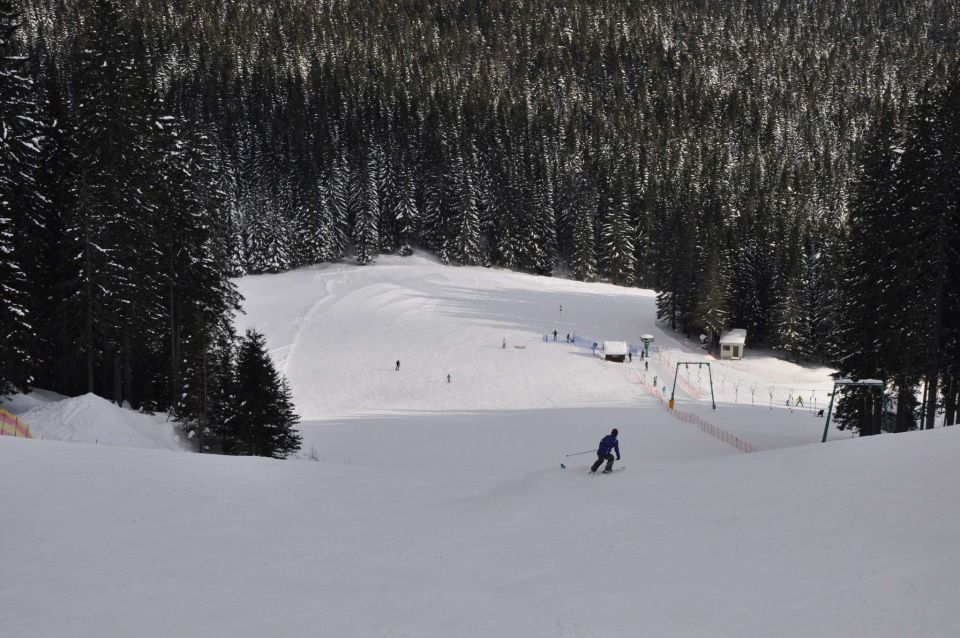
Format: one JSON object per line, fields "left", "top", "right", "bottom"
{"left": 6, "top": 255, "right": 950, "bottom": 637}
{"left": 3, "top": 428, "right": 959, "bottom": 637}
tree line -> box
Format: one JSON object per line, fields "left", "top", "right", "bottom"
{"left": 0, "top": 0, "right": 299, "bottom": 458}
{"left": 1, "top": 0, "right": 958, "bottom": 438}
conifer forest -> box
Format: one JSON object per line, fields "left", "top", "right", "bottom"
{"left": 1, "top": 0, "right": 959, "bottom": 440}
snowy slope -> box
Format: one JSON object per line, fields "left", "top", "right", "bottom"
{"left": 3, "top": 258, "right": 954, "bottom": 637}
{"left": 3, "top": 427, "right": 959, "bottom": 638}
{"left": 235, "top": 255, "right": 842, "bottom": 456}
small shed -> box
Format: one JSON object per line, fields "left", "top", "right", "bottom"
{"left": 602, "top": 341, "right": 629, "bottom": 363}
{"left": 719, "top": 329, "right": 747, "bottom": 360}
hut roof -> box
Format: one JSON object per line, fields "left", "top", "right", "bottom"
{"left": 603, "top": 341, "right": 629, "bottom": 355}
{"left": 720, "top": 329, "right": 747, "bottom": 345}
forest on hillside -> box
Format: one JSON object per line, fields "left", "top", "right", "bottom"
{"left": 1, "top": 0, "right": 958, "bottom": 438}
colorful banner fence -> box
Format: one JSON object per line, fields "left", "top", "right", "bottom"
{"left": 0, "top": 409, "right": 33, "bottom": 438}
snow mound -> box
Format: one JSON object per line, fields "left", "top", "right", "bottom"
{"left": 20, "top": 392, "right": 189, "bottom": 451}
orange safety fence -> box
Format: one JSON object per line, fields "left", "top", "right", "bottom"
{"left": 0, "top": 409, "right": 33, "bottom": 438}
{"left": 626, "top": 366, "right": 756, "bottom": 454}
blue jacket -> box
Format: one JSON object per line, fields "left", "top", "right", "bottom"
{"left": 598, "top": 434, "right": 620, "bottom": 459}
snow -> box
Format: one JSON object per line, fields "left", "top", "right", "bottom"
{"left": 5, "top": 255, "right": 952, "bottom": 637}
{"left": 601, "top": 340, "right": 629, "bottom": 355}
{"left": 9, "top": 392, "right": 188, "bottom": 451}
{"left": 720, "top": 328, "right": 748, "bottom": 345}
{"left": 3, "top": 425, "right": 959, "bottom": 637}
{"left": 234, "top": 254, "right": 841, "bottom": 455}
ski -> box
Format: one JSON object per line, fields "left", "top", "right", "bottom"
{"left": 589, "top": 466, "right": 625, "bottom": 475}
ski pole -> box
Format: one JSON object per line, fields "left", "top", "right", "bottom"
{"left": 565, "top": 449, "right": 597, "bottom": 457}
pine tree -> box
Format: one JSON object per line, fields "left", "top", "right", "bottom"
{"left": 225, "top": 329, "right": 301, "bottom": 459}
{"left": 567, "top": 170, "right": 597, "bottom": 281}
{"left": 354, "top": 151, "right": 381, "bottom": 265}
{"left": 61, "top": 0, "right": 154, "bottom": 394}
{"left": 393, "top": 163, "right": 419, "bottom": 254}
{"left": 599, "top": 183, "right": 636, "bottom": 286}
{"left": 448, "top": 152, "right": 482, "bottom": 265}
{"left": 690, "top": 244, "right": 730, "bottom": 350}
{"left": 0, "top": 0, "right": 41, "bottom": 395}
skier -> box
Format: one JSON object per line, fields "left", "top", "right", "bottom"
{"left": 553, "top": 329, "right": 558, "bottom": 341}
{"left": 502, "top": 338, "right": 507, "bottom": 349}
{"left": 447, "top": 373, "right": 452, "bottom": 383}
{"left": 628, "top": 351, "right": 632, "bottom": 363}
{"left": 645, "top": 360, "right": 649, "bottom": 372}
{"left": 566, "top": 333, "right": 570, "bottom": 343}
{"left": 590, "top": 428, "right": 621, "bottom": 474}
{"left": 592, "top": 342, "right": 597, "bottom": 354}
{"left": 396, "top": 360, "right": 400, "bottom": 371}
{"left": 796, "top": 396, "right": 804, "bottom": 408}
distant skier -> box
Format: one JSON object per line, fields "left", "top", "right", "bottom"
{"left": 592, "top": 342, "right": 597, "bottom": 354}
{"left": 628, "top": 351, "right": 632, "bottom": 363}
{"left": 502, "top": 338, "right": 507, "bottom": 349}
{"left": 553, "top": 329, "right": 558, "bottom": 341}
{"left": 590, "top": 428, "right": 621, "bottom": 474}
{"left": 796, "top": 396, "right": 804, "bottom": 408}
{"left": 447, "top": 373, "right": 452, "bottom": 383}
{"left": 566, "top": 333, "right": 570, "bottom": 343}
{"left": 396, "top": 360, "right": 400, "bottom": 371}
{"left": 645, "top": 360, "right": 649, "bottom": 372}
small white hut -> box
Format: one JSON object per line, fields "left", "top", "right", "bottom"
{"left": 719, "top": 329, "right": 747, "bottom": 360}
{"left": 601, "top": 341, "right": 629, "bottom": 363}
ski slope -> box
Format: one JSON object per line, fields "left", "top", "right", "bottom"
{"left": 3, "top": 426, "right": 959, "bottom": 637}
{"left": 7, "top": 256, "right": 954, "bottom": 638}
{"left": 235, "top": 254, "right": 841, "bottom": 461}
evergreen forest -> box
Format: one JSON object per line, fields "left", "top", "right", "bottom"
{"left": 1, "top": 0, "right": 958, "bottom": 438}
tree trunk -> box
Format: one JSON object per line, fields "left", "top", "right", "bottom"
{"left": 895, "top": 379, "right": 914, "bottom": 433}
{"left": 112, "top": 354, "right": 122, "bottom": 406}
{"left": 123, "top": 330, "right": 134, "bottom": 410}
{"left": 924, "top": 370, "right": 939, "bottom": 429}
{"left": 944, "top": 373, "right": 956, "bottom": 426}
{"left": 83, "top": 217, "right": 95, "bottom": 394}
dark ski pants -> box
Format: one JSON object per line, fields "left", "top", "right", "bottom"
{"left": 591, "top": 452, "right": 615, "bottom": 473}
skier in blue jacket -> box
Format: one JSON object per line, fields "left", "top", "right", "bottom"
{"left": 590, "top": 428, "right": 620, "bottom": 473}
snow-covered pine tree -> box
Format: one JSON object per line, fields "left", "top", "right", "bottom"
{"left": 370, "top": 143, "right": 397, "bottom": 253}
{"left": 567, "top": 168, "right": 597, "bottom": 281}
{"left": 166, "top": 122, "right": 242, "bottom": 423}
{"left": 599, "top": 183, "right": 636, "bottom": 286}
{"left": 770, "top": 219, "right": 808, "bottom": 361}
{"left": 0, "top": 0, "right": 41, "bottom": 395}
{"left": 325, "top": 149, "right": 351, "bottom": 258}
{"left": 836, "top": 101, "right": 904, "bottom": 435}
{"left": 531, "top": 158, "right": 557, "bottom": 275}
{"left": 448, "top": 151, "right": 482, "bottom": 265}
{"left": 690, "top": 244, "right": 730, "bottom": 350}
{"left": 62, "top": 0, "right": 154, "bottom": 394}
{"left": 393, "top": 161, "right": 420, "bottom": 254}
{"left": 354, "top": 151, "right": 380, "bottom": 265}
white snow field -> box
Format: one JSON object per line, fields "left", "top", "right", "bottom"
{"left": 235, "top": 254, "right": 843, "bottom": 464}
{"left": 5, "top": 255, "right": 957, "bottom": 637}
